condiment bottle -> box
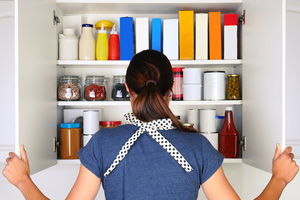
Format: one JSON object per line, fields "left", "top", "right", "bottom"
{"left": 218, "top": 107, "right": 239, "bottom": 158}
{"left": 96, "top": 23, "right": 108, "bottom": 60}
{"left": 60, "top": 123, "right": 81, "bottom": 159}
{"left": 172, "top": 67, "right": 184, "bottom": 101}
{"left": 79, "top": 24, "right": 95, "bottom": 60}
{"left": 108, "top": 24, "right": 120, "bottom": 60}
{"left": 58, "top": 29, "right": 78, "bottom": 60}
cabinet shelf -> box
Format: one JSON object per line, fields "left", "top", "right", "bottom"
{"left": 57, "top": 100, "right": 242, "bottom": 107}
{"left": 57, "top": 59, "right": 242, "bottom": 68}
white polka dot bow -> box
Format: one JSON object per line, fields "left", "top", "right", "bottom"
{"left": 104, "top": 113, "right": 193, "bottom": 177}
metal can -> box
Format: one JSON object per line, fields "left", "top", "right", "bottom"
{"left": 172, "top": 67, "right": 184, "bottom": 101}
{"left": 203, "top": 71, "right": 225, "bottom": 100}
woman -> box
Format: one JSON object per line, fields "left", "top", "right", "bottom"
{"left": 3, "top": 50, "right": 299, "bottom": 199}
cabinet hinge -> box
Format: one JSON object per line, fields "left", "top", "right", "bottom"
{"left": 53, "top": 137, "right": 59, "bottom": 152}
{"left": 240, "top": 136, "right": 246, "bottom": 151}
{"left": 239, "top": 10, "right": 245, "bottom": 25}
{"left": 53, "top": 10, "right": 60, "bottom": 26}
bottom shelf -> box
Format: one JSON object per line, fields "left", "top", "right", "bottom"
{"left": 57, "top": 158, "right": 243, "bottom": 165}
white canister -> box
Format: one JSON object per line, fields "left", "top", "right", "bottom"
{"left": 182, "top": 84, "right": 202, "bottom": 101}
{"left": 203, "top": 71, "right": 225, "bottom": 100}
{"left": 216, "top": 116, "right": 225, "bottom": 133}
{"left": 83, "top": 134, "right": 94, "bottom": 146}
{"left": 83, "top": 110, "right": 100, "bottom": 135}
{"left": 201, "top": 132, "right": 218, "bottom": 150}
{"left": 182, "top": 68, "right": 202, "bottom": 84}
{"left": 199, "top": 109, "right": 216, "bottom": 132}
{"left": 188, "top": 109, "right": 200, "bottom": 131}
{"left": 59, "top": 29, "right": 79, "bottom": 60}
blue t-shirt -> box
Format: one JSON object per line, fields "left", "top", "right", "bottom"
{"left": 78, "top": 124, "right": 224, "bottom": 200}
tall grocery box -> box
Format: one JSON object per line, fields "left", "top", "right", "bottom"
{"left": 120, "top": 17, "right": 134, "bottom": 60}
{"left": 179, "top": 10, "right": 194, "bottom": 60}
{"left": 209, "top": 12, "right": 222, "bottom": 60}
{"left": 135, "top": 17, "right": 149, "bottom": 53}
{"left": 224, "top": 13, "right": 238, "bottom": 59}
{"left": 163, "top": 19, "right": 179, "bottom": 60}
{"left": 195, "top": 13, "right": 208, "bottom": 60}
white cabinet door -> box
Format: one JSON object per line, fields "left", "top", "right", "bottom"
{"left": 16, "top": 0, "right": 57, "bottom": 174}
{"left": 242, "top": 0, "right": 285, "bottom": 172}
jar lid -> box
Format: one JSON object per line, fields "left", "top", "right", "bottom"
{"left": 227, "top": 74, "right": 240, "bottom": 77}
{"left": 100, "top": 121, "right": 122, "bottom": 126}
{"left": 173, "top": 67, "right": 184, "bottom": 72}
{"left": 216, "top": 116, "right": 225, "bottom": 119}
{"left": 60, "top": 75, "right": 80, "bottom": 80}
{"left": 60, "top": 123, "right": 81, "bottom": 129}
{"left": 82, "top": 24, "right": 93, "bottom": 28}
{"left": 204, "top": 71, "right": 225, "bottom": 73}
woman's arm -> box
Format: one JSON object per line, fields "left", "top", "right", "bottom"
{"left": 202, "top": 166, "right": 240, "bottom": 200}
{"left": 255, "top": 144, "right": 299, "bottom": 200}
{"left": 66, "top": 164, "right": 101, "bottom": 200}
{"left": 2, "top": 145, "right": 49, "bottom": 200}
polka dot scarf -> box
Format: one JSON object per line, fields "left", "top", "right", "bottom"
{"left": 104, "top": 113, "right": 193, "bottom": 177}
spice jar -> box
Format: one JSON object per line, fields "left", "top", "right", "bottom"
{"left": 60, "top": 123, "right": 81, "bottom": 159}
{"left": 172, "top": 67, "right": 184, "bottom": 101}
{"left": 111, "top": 75, "right": 129, "bottom": 101}
{"left": 58, "top": 76, "right": 81, "bottom": 101}
{"left": 84, "top": 75, "right": 107, "bottom": 101}
{"left": 100, "top": 121, "right": 122, "bottom": 128}
{"left": 226, "top": 74, "right": 241, "bottom": 100}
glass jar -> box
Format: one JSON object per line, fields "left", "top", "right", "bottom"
{"left": 84, "top": 75, "right": 107, "bottom": 101}
{"left": 226, "top": 74, "right": 241, "bottom": 100}
{"left": 111, "top": 75, "right": 129, "bottom": 101}
{"left": 100, "top": 121, "right": 122, "bottom": 128}
{"left": 58, "top": 76, "right": 81, "bottom": 101}
{"left": 172, "top": 67, "right": 184, "bottom": 101}
{"left": 60, "top": 123, "right": 81, "bottom": 159}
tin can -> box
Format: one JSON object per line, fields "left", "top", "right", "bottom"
{"left": 172, "top": 67, "right": 184, "bottom": 101}
{"left": 203, "top": 71, "right": 225, "bottom": 100}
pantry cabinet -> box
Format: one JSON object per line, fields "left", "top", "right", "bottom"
{"left": 12, "top": 0, "right": 299, "bottom": 175}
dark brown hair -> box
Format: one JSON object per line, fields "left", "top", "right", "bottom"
{"left": 126, "top": 49, "right": 196, "bottom": 133}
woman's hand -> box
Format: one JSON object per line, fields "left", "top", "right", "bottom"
{"left": 272, "top": 144, "right": 299, "bottom": 186}
{"left": 2, "top": 145, "right": 31, "bottom": 188}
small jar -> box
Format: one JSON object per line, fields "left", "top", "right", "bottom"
{"left": 58, "top": 76, "right": 81, "bottom": 101}
{"left": 100, "top": 121, "right": 122, "bottom": 129}
{"left": 226, "top": 74, "right": 241, "bottom": 100}
{"left": 111, "top": 75, "right": 129, "bottom": 101}
{"left": 60, "top": 123, "right": 81, "bottom": 159}
{"left": 84, "top": 76, "right": 107, "bottom": 101}
{"left": 172, "top": 67, "right": 184, "bottom": 101}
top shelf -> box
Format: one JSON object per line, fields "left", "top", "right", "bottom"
{"left": 57, "top": 59, "right": 242, "bottom": 68}
{"left": 56, "top": 0, "right": 243, "bottom": 14}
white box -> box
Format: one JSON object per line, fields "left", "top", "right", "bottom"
{"left": 224, "top": 26, "right": 237, "bottom": 59}
{"left": 195, "top": 13, "right": 208, "bottom": 60}
{"left": 163, "top": 19, "right": 178, "bottom": 60}
{"left": 135, "top": 18, "right": 149, "bottom": 53}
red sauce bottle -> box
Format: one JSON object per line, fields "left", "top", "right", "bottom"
{"left": 218, "top": 107, "right": 239, "bottom": 158}
{"left": 108, "top": 24, "right": 120, "bottom": 60}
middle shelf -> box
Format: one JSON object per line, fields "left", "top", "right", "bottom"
{"left": 57, "top": 100, "right": 242, "bottom": 107}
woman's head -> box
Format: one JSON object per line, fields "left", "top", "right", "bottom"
{"left": 125, "top": 49, "right": 196, "bottom": 132}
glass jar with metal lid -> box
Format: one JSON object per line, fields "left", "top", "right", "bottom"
{"left": 111, "top": 75, "right": 129, "bottom": 101}
{"left": 226, "top": 74, "right": 241, "bottom": 100}
{"left": 58, "top": 75, "right": 81, "bottom": 101}
{"left": 84, "top": 75, "right": 107, "bottom": 101}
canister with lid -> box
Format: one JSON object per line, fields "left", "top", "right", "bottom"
{"left": 58, "top": 76, "right": 81, "bottom": 101}
{"left": 111, "top": 75, "right": 129, "bottom": 101}
{"left": 203, "top": 71, "right": 225, "bottom": 100}
{"left": 60, "top": 123, "right": 81, "bottom": 159}
{"left": 100, "top": 121, "right": 122, "bottom": 128}
{"left": 84, "top": 75, "right": 107, "bottom": 101}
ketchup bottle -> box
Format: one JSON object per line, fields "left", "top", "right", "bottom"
{"left": 108, "top": 24, "right": 120, "bottom": 60}
{"left": 218, "top": 107, "right": 239, "bottom": 158}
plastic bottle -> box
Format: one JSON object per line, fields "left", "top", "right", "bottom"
{"left": 79, "top": 24, "right": 95, "bottom": 60}
{"left": 108, "top": 24, "right": 120, "bottom": 60}
{"left": 96, "top": 23, "right": 108, "bottom": 60}
{"left": 58, "top": 29, "right": 78, "bottom": 60}
{"left": 218, "top": 107, "right": 239, "bottom": 158}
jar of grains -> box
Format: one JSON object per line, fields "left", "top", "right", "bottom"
{"left": 226, "top": 74, "right": 241, "bottom": 100}
{"left": 111, "top": 75, "right": 129, "bottom": 101}
{"left": 58, "top": 76, "right": 81, "bottom": 101}
{"left": 84, "top": 75, "right": 107, "bottom": 101}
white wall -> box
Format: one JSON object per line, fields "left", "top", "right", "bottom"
{"left": 0, "top": 1, "right": 15, "bottom": 161}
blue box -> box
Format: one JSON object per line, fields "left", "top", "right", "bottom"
{"left": 120, "top": 17, "right": 134, "bottom": 60}
{"left": 151, "top": 18, "right": 162, "bottom": 52}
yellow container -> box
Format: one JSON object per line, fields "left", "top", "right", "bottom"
{"left": 96, "top": 23, "right": 108, "bottom": 60}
